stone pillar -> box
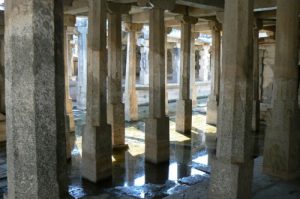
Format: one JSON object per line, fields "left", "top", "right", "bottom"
{"left": 138, "top": 0, "right": 175, "bottom": 164}
{"left": 252, "top": 19, "right": 261, "bottom": 132}
{"left": 208, "top": 0, "right": 254, "bottom": 198}
{"left": 206, "top": 21, "right": 221, "bottom": 125}
{"left": 107, "top": 3, "right": 130, "bottom": 149}
{"left": 5, "top": 0, "right": 67, "bottom": 198}
{"left": 124, "top": 23, "right": 143, "bottom": 121}
{"left": 173, "top": 47, "right": 181, "bottom": 84}
{"left": 64, "top": 15, "right": 76, "bottom": 160}
{"left": 0, "top": 12, "right": 4, "bottom": 115}
{"left": 263, "top": 0, "right": 300, "bottom": 180}
{"left": 82, "top": 0, "right": 112, "bottom": 182}
{"left": 76, "top": 17, "right": 88, "bottom": 110}
{"left": 190, "top": 29, "right": 198, "bottom": 107}
{"left": 165, "top": 27, "right": 172, "bottom": 115}
{"left": 175, "top": 16, "right": 197, "bottom": 134}
{"left": 139, "top": 44, "right": 150, "bottom": 85}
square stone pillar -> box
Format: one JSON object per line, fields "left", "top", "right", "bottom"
{"left": 206, "top": 21, "right": 221, "bottom": 126}
{"left": 5, "top": 0, "right": 67, "bottom": 198}
{"left": 208, "top": 0, "right": 254, "bottom": 198}
{"left": 124, "top": 23, "right": 143, "bottom": 122}
{"left": 263, "top": 0, "right": 300, "bottom": 180}
{"left": 107, "top": 3, "right": 130, "bottom": 149}
{"left": 175, "top": 16, "right": 198, "bottom": 134}
{"left": 252, "top": 19, "right": 262, "bottom": 132}
{"left": 82, "top": 0, "right": 112, "bottom": 182}
{"left": 140, "top": 0, "right": 175, "bottom": 163}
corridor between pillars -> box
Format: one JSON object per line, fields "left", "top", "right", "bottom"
{"left": 5, "top": 0, "right": 68, "bottom": 198}
{"left": 82, "top": 0, "right": 112, "bottom": 182}
{"left": 208, "top": 0, "right": 254, "bottom": 198}
{"left": 263, "top": 0, "right": 300, "bottom": 180}
{"left": 175, "top": 16, "right": 198, "bottom": 134}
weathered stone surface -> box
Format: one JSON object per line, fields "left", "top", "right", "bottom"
{"left": 176, "top": 20, "right": 195, "bottom": 134}
{"left": 107, "top": 12, "right": 127, "bottom": 148}
{"left": 209, "top": 159, "right": 254, "bottom": 199}
{"left": 206, "top": 21, "right": 221, "bottom": 126}
{"left": 208, "top": 0, "right": 254, "bottom": 198}
{"left": 124, "top": 23, "right": 142, "bottom": 121}
{"left": 176, "top": 100, "right": 192, "bottom": 134}
{"left": 82, "top": 0, "right": 112, "bottom": 182}
{"left": 263, "top": 0, "right": 300, "bottom": 180}
{"left": 145, "top": 7, "right": 170, "bottom": 164}
{"left": 145, "top": 117, "right": 170, "bottom": 163}
{"left": 5, "top": 0, "right": 67, "bottom": 198}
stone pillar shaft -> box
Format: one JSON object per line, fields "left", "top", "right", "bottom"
{"left": 145, "top": 7, "right": 170, "bottom": 164}
{"left": 252, "top": 19, "right": 260, "bottom": 132}
{"left": 125, "top": 25, "right": 139, "bottom": 121}
{"left": 206, "top": 22, "right": 221, "bottom": 125}
{"left": 209, "top": 0, "right": 254, "bottom": 198}
{"left": 82, "top": 0, "right": 112, "bottom": 182}
{"left": 263, "top": 0, "right": 300, "bottom": 180}
{"left": 107, "top": 13, "right": 126, "bottom": 148}
{"left": 176, "top": 19, "right": 195, "bottom": 134}
{"left": 5, "top": 0, "right": 67, "bottom": 198}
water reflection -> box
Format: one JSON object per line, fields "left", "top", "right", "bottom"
{"left": 69, "top": 109, "right": 216, "bottom": 198}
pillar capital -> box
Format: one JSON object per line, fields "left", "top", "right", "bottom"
{"left": 137, "top": 0, "right": 175, "bottom": 11}
{"left": 209, "top": 20, "right": 222, "bottom": 32}
{"left": 64, "top": 14, "right": 76, "bottom": 27}
{"left": 124, "top": 22, "right": 143, "bottom": 32}
{"left": 107, "top": 2, "right": 131, "bottom": 14}
{"left": 176, "top": 15, "right": 198, "bottom": 25}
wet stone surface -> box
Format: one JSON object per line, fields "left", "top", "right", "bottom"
{"left": 69, "top": 99, "right": 214, "bottom": 198}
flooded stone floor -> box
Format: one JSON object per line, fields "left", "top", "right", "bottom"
{"left": 0, "top": 99, "right": 299, "bottom": 198}
{"left": 69, "top": 98, "right": 214, "bottom": 199}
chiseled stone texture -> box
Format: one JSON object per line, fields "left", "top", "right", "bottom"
{"left": 175, "top": 100, "right": 192, "bottom": 134}
{"left": 108, "top": 103, "right": 126, "bottom": 147}
{"left": 145, "top": 117, "right": 170, "bottom": 164}
{"left": 5, "top": 0, "right": 67, "bottom": 198}
{"left": 206, "top": 96, "right": 218, "bottom": 125}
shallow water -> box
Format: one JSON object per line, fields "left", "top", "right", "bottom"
{"left": 69, "top": 99, "right": 217, "bottom": 199}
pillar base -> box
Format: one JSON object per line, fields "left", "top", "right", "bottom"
{"left": 113, "top": 144, "right": 129, "bottom": 151}
{"left": 125, "top": 95, "right": 139, "bottom": 122}
{"left": 108, "top": 103, "right": 126, "bottom": 147}
{"left": 175, "top": 99, "right": 192, "bottom": 134}
{"left": 206, "top": 95, "right": 218, "bottom": 125}
{"left": 209, "top": 159, "right": 253, "bottom": 199}
{"left": 145, "top": 116, "right": 170, "bottom": 164}
{"left": 263, "top": 99, "right": 300, "bottom": 181}
{"left": 82, "top": 124, "right": 112, "bottom": 183}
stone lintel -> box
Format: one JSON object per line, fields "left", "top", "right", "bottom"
{"left": 107, "top": 2, "right": 131, "bottom": 14}
{"left": 124, "top": 22, "right": 144, "bottom": 32}
{"left": 176, "top": 15, "right": 198, "bottom": 24}
{"left": 64, "top": 14, "right": 76, "bottom": 27}
{"left": 137, "top": 0, "right": 176, "bottom": 11}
